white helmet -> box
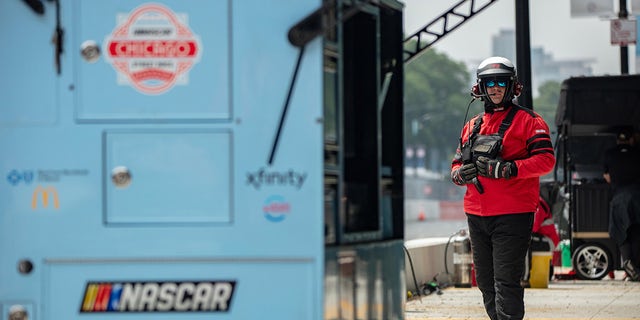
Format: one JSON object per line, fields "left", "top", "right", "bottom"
{"left": 475, "top": 56, "right": 519, "bottom": 106}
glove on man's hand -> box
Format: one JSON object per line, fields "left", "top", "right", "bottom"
{"left": 451, "top": 163, "right": 478, "bottom": 185}
{"left": 475, "top": 156, "right": 517, "bottom": 179}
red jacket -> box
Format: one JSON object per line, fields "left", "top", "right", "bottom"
{"left": 533, "top": 196, "right": 560, "bottom": 247}
{"left": 451, "top": 104, "right": 555, "bottom": 216}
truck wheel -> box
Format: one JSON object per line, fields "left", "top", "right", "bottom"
{"left": 572, "top": 243, "right": 612, "bottom": 280}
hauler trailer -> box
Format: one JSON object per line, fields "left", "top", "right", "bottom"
{"left": 553, "top": 74, "right": 640, "bottom": 280}
{"left": 0, "top": 0, "right": 406, "bottom": 319}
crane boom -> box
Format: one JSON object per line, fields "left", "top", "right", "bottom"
{"left": 403, "top": 0, "right": 498, "bottom": 64}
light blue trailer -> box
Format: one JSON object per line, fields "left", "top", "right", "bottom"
{"left": 0, "top": 1, "right": 405, "bottom": 319}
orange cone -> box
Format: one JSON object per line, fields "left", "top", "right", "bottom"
{"left": 418, "top": 211, "right": 425, "bottom": 221}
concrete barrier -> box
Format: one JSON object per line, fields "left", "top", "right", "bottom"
{"left": 404, "top": 199, "right": 440, "bottom": 221}
{"left": 405, "top": 199, "right": 465, "bottom": 221}
{"left": 404, "top": 237, "right": 453, "bottom": 293}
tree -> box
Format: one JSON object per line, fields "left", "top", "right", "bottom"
{"left": 532, "top": 80, "right": 562, "bottom": 181}
{"left": 533, "top": 80, "right": 561, "bottom": 134}
{"left": 404, "top": 47, "right": 474, "bottom": 173}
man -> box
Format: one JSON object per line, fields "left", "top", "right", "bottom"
{"left": 603, "top": 128, "right": 640, "bottom": 281}
{"left": 451, "top": 56, "right": 555, "bottom": 320}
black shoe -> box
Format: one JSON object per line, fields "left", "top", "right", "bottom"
{"left": 623, "top": 260, "right": 640, "bottom": 281}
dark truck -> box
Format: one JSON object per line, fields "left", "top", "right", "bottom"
{"left": 548, "top": 74, "right": 640, "bottom": 280}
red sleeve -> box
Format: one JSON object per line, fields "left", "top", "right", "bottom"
{"left": 512, "top": 112, "right": 555, "bottom": 179}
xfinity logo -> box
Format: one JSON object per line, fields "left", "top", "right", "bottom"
{"left": 246, "top": 168, "right": 306, "bottom": 189}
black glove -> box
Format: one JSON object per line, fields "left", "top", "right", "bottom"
{"left": 452, "top": 163, "right": 478, "bottom": 185}
{"left": 475, "top": 156, "right": 517, "bottom": 179}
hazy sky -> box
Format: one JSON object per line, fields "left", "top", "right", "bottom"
{"left": 401, "top": 0, "right": 636, "bottom": 75}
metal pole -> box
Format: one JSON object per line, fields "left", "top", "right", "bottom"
{"left": 619, "top": 0, "right": 629, "bottom": 74}
{"left": 515, "top": 0, "right": 533, "bottom": 109}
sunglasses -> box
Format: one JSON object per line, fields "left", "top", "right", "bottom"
{"left": 485, "top": 80, "right": 507, "bottom": 88}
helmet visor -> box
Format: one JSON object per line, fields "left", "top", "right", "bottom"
{"left": 483, "top": 77, "right": 510, "bottom": 89}
{"left": 485, "top": 80, "right": 507, "bottom": 88}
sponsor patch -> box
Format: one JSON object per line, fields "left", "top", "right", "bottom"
{"left": 80, "top": 281, "right": 236, "bottom": 313}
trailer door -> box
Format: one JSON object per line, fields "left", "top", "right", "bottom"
{"left": 0, "top": 1, "right": 324, "bottom": 319}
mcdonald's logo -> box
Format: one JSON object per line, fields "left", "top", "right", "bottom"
{"left": 32, "top": 185, "right": 59, "bottom": 210}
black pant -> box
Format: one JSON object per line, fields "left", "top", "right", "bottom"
{"left": 467, "top": 212, "right": 533, "bottom": 320}
{"left": 609, "top": 187, "right": 640, "bottom": 266}
{"left": 620, "top": 224, "right": 640, "bottom": 266}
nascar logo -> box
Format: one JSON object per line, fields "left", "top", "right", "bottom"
{"left": 80, "top": 281, "right": 236, "bottom": 312}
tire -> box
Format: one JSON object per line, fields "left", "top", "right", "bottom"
{"left": 572, "top": 243, "right": 612, "bottom": 280}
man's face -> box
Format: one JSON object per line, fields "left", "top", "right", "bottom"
{"left": 484, "top": 78, "right": 508, "bottom": 104}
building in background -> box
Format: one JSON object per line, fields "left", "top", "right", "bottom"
{"left": 465, "top": 29, "right": 595, "bottom": 97}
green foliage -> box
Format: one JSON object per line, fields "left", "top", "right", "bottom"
{"left": 404, "top": 47, "right": 473, "bottom": 172}
{"left": 533, "top": 80, "right": 561, "bottom": 133}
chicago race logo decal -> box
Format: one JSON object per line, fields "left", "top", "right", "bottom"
{"left": 104, "top": 3, "right": 202, "bottom": 94}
